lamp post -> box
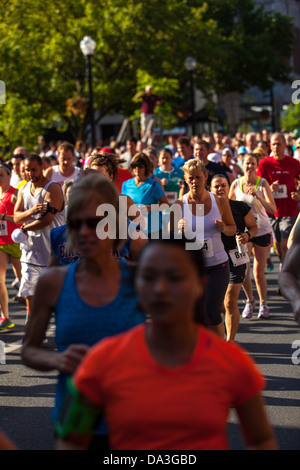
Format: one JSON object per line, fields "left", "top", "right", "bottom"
{"left": 80, "top": 35, "right": 96, "bottom": 147}
{"left": 185, "top": 57, "right": 197, "bottom": 135}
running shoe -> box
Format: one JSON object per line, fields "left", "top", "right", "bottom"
{"left": 266, "top": 258, "right": 274, "bottom": 271}
{"left": 242, "top": 299, "right": 256, "bottom": 319}
{"left": 0, "top": 319, "right": 15, "bottom": 330}
{"left": 258, "top": 304, "right": 270, "bottom": 319}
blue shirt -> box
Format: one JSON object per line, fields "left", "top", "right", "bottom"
{"left": 53, "top": 258, "right": 144, "bottom": 433}
{"left": 172, "top": 155, "right": 194, "bottom": 169}
{"left": 121, "top": 177, "right": 166, "bottom": 235}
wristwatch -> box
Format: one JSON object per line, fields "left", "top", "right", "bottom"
{"left": 245, "top": 231, "right": 251, "bottom": 240}
{"left": 21, "top": 225, "right": 27, "bottom": 233}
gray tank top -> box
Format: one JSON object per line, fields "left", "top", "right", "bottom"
{"left": 21, "top": 181, "right": 65, "bottom": 266}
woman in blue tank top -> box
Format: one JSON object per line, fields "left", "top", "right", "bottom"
{"left": 171, "top": 159, "right": 236, "bottom": 338}
{"left": 22, "top": 173, "right": 144, "bottom": 449}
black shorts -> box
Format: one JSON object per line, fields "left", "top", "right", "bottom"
{"left": 228, "top": 259, "right": 247, "bottom": 284}
{"left": 250, "top": 232, "right": 272, "bottom": 248}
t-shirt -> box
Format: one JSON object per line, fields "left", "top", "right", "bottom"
{"left": 154, "top": 166, "right": 184, "bottom": 204}
{"left": 74, "top": 324, "right": 265, "bottom": 450}
{"left": 115, "top": 167, "right": 132, "bottom": 193}
{"left": 121, "top": 177, "right": 166, "bottom": 234}
{"left": 172, "top": 155, "right": 194, "bottom": 169}
{"left": 140, "top": 94, "right": 161, "bottom": 114}
{"left": 257, "top": 156, "right": 300, "bottom": 217}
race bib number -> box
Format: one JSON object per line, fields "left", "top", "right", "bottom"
{"left": 229, "top": 246, "right": 249, "bottom": 267}
{"left": 253, "top": 213, "right": 261, "bottom": 228}
{"left": 165, "top": 191, "right": 177, "bottom": 204}
{"left": 201, "top": 238, "right": 214, "bottom": 258}
{"left": 273, "top": 184, "right": 287, "bottom": 199}
{"left": 0, "top": 220, "right": 8, "bottom": 236}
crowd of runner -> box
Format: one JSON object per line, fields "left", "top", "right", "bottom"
{"left": 0, "top": 127, "right": 299, "bottom": 450}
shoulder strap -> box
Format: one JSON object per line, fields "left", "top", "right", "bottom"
{"left": 255, "top": 176, "right": 261, "bottom": 190}
{"left": 238, "top": 177, "right": 244, "bottom": 192}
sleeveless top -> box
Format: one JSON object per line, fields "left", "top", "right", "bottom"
{"left": 52, "top": 258, "right": 145, "bottom": 432}
{"left": 0, "top": 186, "right": 21, "bottom": 244}
{"left": 234, "top": 177, "right": 272, "bottom": 237}
{"left": 50, "top": 165, "right": 80, "bottom": 185}
{"left": 20, "top": 181, "right": 65, "bottom": 266}
{"left": 182, "top": 192, "right": 228, "bottom": 267}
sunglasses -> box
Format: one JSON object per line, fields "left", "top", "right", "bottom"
{"left": 68, "top": 217, "right": 102, "bottom": 231}
{"left": 131, "top": 162, "right": 145, "bottom": 169}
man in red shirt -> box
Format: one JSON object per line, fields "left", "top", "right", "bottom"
{"left": 257, "top": 132, "right": 300, "bottom": 264}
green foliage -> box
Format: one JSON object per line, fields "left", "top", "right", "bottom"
{"left": 0, "top": 0, "right": 295, "bottom": 152}
{"left": 281, "top": 104, "right": 300, "bottom": 132}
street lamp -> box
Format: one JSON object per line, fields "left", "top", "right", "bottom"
{"left": 80, "top": 36, "right": 96, "bottom": 147}
{"left": 184, "top": 57, "right": 197, "bottom": 135}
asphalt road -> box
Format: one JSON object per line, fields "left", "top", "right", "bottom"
{"left": 0, "top": 256, "right": 299, "bottom": 450}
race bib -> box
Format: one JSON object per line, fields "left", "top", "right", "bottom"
{"left": 229, "top": 246, "right": 249, "bottom": 267}
{"left": 273, "top": 184, "right": 287, "bottom": 199}
{"left": 165, "top": 191, "right": 177, "bottom": 204}
{"left": 0, "top": 220, "right": 8, "bottom": 236}
{"left": 201, "top": 238, "right": 214, "bottom": 258}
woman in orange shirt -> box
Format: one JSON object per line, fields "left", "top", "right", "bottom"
{"left": 55, "top": 236, "right": 277, "bottom": 450}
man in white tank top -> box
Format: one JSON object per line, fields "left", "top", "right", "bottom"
{"left": 44, "top": 141, "right": 80, "bottom": 185}
{"left": 14, "top": 154, "right": 65, "bottom": 320}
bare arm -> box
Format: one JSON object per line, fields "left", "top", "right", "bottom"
{"left": 15, "top": 183, "right": 63, "bottom": 231}
{"left": 237, "top": 210, "right": 258, "bottom": 245}
{"left": 236, "top": 393, "right": 277, "bottom": 450}
{"left": 215, "top": 196, "right": 236, "bottom": 236}
{"left": 228, "top": 180, "right": 237, "bottom": 200}
{"left": 279, "top": 220, "right": 300, "bottom": 324}
{"left": 22, "top": 267, "right": 89, "bottom": 372}
{"left": 253, "top": 179, "right": 276, "bottom": 215}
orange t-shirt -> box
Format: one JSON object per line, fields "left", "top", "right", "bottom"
{"left": 74, "top": 324, "right": 265, "bottom": 450}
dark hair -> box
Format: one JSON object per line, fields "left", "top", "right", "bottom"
{"left": 25, "top": 154, "right": 43, "bottom": 166}
{"left": 0, "top": 163, "right": 12, "bottom": 175}
{"left": 210, "top": 174, "right": 229, "bottom": 183}
{"left": 88, "top": 152, "right": 118, "bottom": 181}
{"left": 130, "top": 152, "right": 152, "bottom": 177}
{"left": 177, "top": 136, "right": 190, "bottom": 147}
{"left": 135, "top": 235, "right": 208, "bottom": 326}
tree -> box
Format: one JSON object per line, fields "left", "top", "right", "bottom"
{"left": 0, "top": 0, "right": 295, "bottom": 154}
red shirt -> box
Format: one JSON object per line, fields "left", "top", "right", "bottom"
{"left": 0, "top": 186, "right": 21, "bottom": 244}
{"left": 257, "top": 156, "right": 300, "bottom": 217}
{"left": 74, "top": 324, "right": 265, "bottom": 450}
{"left": 115, "top": 167, "right": 132, "bottom": 193}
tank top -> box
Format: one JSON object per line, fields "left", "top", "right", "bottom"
{"left": 50, "top": 165, "right": 80, "bottom": 185}
{"left": 21, "top": 181, "right": 65, "bottom": 266}
{"left": 0, "top": 186, "right": 21, "bottom": 244}
{"left": 234, "top": 177, "right": 272, "bottom": 237}
{"left": 182, "top": 192, "right": 228, "bottom": 267}
{"left": 52, "top": 258, "right": 144, "bottom": 431}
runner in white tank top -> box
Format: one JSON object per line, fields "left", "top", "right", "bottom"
{"left": 229, "top": 153, "right": 276, "bottom": 320}
{"left": 173, "top": 159, "right": 236, "bottom": 338}
{"left": 182, "top": 192, "right": 228, "bottom": 267}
